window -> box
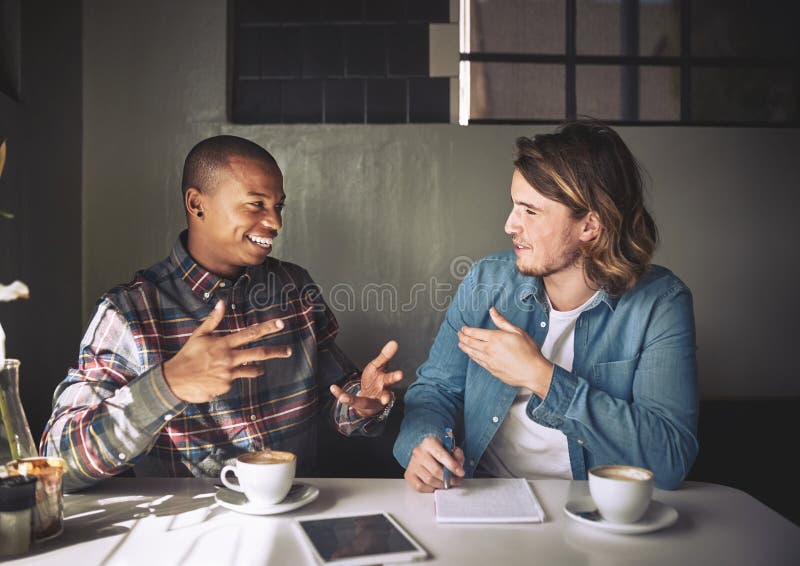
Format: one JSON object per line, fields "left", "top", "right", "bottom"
{"left": 460, "top": 0, "right": 799, "bottom": 126}
{"left": 229, "top": 0, "right": 452, "bottom": 124}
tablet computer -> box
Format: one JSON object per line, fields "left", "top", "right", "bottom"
{"left": 296, "top": 512, "right": 429, "bottom": 565}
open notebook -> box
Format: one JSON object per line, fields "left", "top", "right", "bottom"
{"left": 434, "top": 478, "right": 546, "bottom": 523}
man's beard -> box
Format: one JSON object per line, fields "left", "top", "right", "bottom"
{"left": 516, "top": 245, "right": 582, "bottom": 278}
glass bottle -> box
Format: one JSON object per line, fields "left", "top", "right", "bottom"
{"left": 0, "top": 359, "right": 37, "bottom": 467}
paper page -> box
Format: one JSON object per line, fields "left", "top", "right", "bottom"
{"left": 434, "top": 478, "right": 545, "bottom": 523}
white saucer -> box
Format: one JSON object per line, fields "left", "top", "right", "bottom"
{"left": 564, "top": 496, "right": 678, "bottom": 535}
{"left": 215, "top": 482, "right": 319, "bottom": 515}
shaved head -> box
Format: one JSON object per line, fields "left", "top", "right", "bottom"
{"left": 181, "top": 135, "right": 280, "bottom": 195}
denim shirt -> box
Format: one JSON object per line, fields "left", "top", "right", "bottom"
{"left": 394, "top": 252, "right": 698, "bottom": 490}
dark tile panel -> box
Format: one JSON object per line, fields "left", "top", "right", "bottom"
{"left": 409, "top": 78, "right": 449, "bottom": 122}
{"left": 262, "top": 27, "right": 303, "bottom": 77}
{"left": 325, "top": 79, "right": 365, "bottom": 122}
{"left": 322, "top": 0, "right": 363, "bottom": 22}
{"left": 344, "top": 25, "right": 387, "bottom": 77}
{"left": 236, "top": 0, "right": 283, "bottom": 23}
{"left": 366, "top": 78, "right": 407, "bottom": 123}
{"left": 388, "top": 24, "right": 428, "bottom": 77}
{"left": 282, "top": 79, "right": 323, "bottom": 122}
{"left": 407, "top": 0, "right": 449, "bottom": 22}
{"left": 303, "top": 26, "right": 345, "bottom": 77}
{"left": 233, "top": 79, "right": 282, "bottom": 123}
{"left": 365, "top": 0, "right": 406, "bottom": 22}
{"left": 236, "top": 27, "right": 262, "bottom": 78}
{"left": 689, "top": 399, "right": 800, "bottom": 525}
{"left": 283, "top": 0, "right": 323, "bottom": 23}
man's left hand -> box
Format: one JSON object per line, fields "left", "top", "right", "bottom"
{"left": 458, "top": 307, "right": 554, "bottom": 398}
{"left": 329, "top": 340, "right": 403, "bottom": 417}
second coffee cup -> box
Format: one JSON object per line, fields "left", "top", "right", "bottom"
{"left": 220, "top": 450, "right": 296, "bottom": 506}
{"left": 588, "top": 464, "right": 654, "bottom": 524}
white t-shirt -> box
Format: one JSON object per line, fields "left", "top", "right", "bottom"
{"left": 479, "top": 291, "right": 600, "bottom": 480}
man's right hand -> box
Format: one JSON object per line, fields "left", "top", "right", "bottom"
{"left": 162, "top": 300, "right": 292, "bottom": 403}
{"left": 404, "top": 436, "right": 465, "bottom": 493}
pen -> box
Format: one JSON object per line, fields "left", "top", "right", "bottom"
{"left": 442, "top": 427, "right": 455, "bottom": 489}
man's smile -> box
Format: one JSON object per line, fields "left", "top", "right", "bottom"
{"left": 247, "top": 234, "right": 275, "bottom": 249}
{"left": 512, "top": 238, "right": 531, "bottom": 251}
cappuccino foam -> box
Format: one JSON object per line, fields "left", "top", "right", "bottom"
{"left": 593, "top": 466, "right": 652, "bottom": 482}
{"left": 240, "top": 450, "right": 296, "bottom": 465}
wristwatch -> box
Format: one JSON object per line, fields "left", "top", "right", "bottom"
{"left": 373, "top": 391, "right": 395, "bottom": 422}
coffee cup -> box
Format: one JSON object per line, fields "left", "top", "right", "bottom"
{"left": 588, "top": 465, "right": 654, "bottom": 524}
{"left": 220, "top": 450, "right": 296, "bottom": 506}
{"left": 6, "top": 457, "right": 66, "bottom": 540}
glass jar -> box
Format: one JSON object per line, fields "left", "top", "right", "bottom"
{"left": 0, "top": 359, "right": 38, "bottom": 468}
{"left": 0, "top": 475, "right": 37, "bottom": 557}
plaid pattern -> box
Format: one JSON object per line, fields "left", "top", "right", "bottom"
{"left": 42, "top": 232, "right": 373, "bottom": 491}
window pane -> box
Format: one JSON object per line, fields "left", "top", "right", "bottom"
{"left": 577, "top": 65, "right": 622, "bottom": 119}
{"left": 470, "top": 63, "right": 564, "bottom": 120}
{"left": 577, "top": 0, "right": 681, "bottom": 56}
{"left": 470, "top": 0, "right": 564, "bottom": 54}
{"left": 577, "top": 64, "right": 680, "bottom": 121}
{"left": 692, "top": 67, "right": 797, "bottom": 123}
{"left": 640, "top": 66, "right": 680, "bottom": 121}
{"left": 577, "top": 0, "right": 620, "bottom": 55}
{"left": 692, "top": 0, "right": 799, "bottom": 58}
{"left": 639, "top": 0, "right": 680, "bottom": 56}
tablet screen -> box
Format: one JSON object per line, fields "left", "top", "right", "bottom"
{"left": 297, "top": 512, "right": 428, "bottom": 565}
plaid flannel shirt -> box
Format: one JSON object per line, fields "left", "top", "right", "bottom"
{"left": 42, "top": 233, "right": 381, "bottom": 491}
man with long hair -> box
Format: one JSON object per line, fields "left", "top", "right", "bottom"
{"left": 395, "top": 120, "right": 698, "bottom": 491}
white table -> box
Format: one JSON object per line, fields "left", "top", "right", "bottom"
{"left": 7, "top": 478, "right": 799, "bottom": 565}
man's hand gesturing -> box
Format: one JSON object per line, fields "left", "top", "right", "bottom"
{"left": 162, "top": 300, "right": 292, "bottom": 403}
{"left": 329, "top": 340, "right": 403, "bottom": 417}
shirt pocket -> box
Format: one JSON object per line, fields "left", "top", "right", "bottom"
{"left": 591, "top": 355, "right": 640, "bottom": 401}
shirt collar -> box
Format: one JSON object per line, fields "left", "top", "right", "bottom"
{"left": 170, "top": 231, "right": 241, "bottom": 303}
{"left": 518, "top": 276, "right": 619, "bottom": 312}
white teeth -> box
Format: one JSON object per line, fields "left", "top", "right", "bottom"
{"left": 248, "top": 235, "right": 273, "bottom": 248}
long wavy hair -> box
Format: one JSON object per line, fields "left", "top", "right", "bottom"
{"left": 513, "top": 120, "right": 658, "bottom": 295}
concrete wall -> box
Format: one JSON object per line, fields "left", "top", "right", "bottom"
{"left": 81, "top": 0, "right": 800, "bottom": 403}
{"left": 0, "top": 1, "right": 82, "bottom": 440}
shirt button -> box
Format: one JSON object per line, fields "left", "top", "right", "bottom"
{"left": 118, "top": 453, "right": 126, "bottom": 460}
{"left": 540, "top": 321, "right": 546, "bottom": 328}
{"left": 577, "top": 439, "right": 584, "bottom": 445}
{"left": 492, "top": 416, "right": 499, "bottom": 423}
{"left": 203, "top": 292, "right": 210, "bottom": 299}
{"left": 250, "top": 414, "right": 257, "bottom": 421}
{"left": 219, "top": 282, "right": 226, "bottom": 288}
{"left": 469, "top": 459, "right": 475, "bottom": 467}
{"left": 231, "top": 304, "right": 237, "bottom": 310}
{"left": 163, "top": 414, "right": 173, "bottom": 421}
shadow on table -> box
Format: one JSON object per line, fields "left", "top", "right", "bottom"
{"left": 24, "top": 488, "right": 227, "bottom": 559}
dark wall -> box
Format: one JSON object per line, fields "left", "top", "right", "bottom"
{"left": 0, "top": 0, "right": 82, "bottom": 442}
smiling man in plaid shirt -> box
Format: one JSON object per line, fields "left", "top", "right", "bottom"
{"left": 41, "top": 136, "right": 401, "bottom": 491}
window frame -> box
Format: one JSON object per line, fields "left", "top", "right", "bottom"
{"left": 459, "top": 0, "right": 800, "bottom": 127}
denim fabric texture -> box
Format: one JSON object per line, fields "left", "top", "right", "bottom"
{"left": 394, "top": 251, "right": 698, "bottom": 490}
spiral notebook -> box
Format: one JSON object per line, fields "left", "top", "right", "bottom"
{"left": 434, "top": 478, "right": 545, "bottom": 523}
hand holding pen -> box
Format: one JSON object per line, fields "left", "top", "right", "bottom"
{"left": 402, "top": 431, "right": 466, "bottom": 493}
{"left": 442, "top": 428, "right": 455, "bottom": 489}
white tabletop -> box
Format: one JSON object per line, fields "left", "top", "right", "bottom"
{"left": 7, "top": 477, "right": 799, "bottom": 566}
